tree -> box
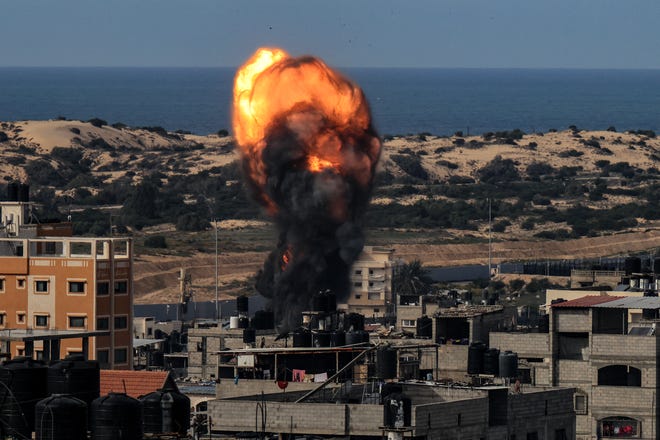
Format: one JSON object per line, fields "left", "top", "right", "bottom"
{"left": 477, "top": 155, "right": 520, "bottom": 184}
{"left": 392, "top": 260, "right": 433, "bottom": 297}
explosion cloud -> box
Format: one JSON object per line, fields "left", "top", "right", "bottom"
{"left": 232, "top": 48, "right": 381, "bottom": 332}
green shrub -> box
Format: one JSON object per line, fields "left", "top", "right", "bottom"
{"left": 88, "top": 118, "right": 107, "bottom": 128}
{"left": 391, "top": 154, "right": 429, "bottom": 181}
{"left": 144, "top": 235, "right": 168, "bottom": 248}
{"left": 477, "top": 155, "right": 520, "bottom": 184}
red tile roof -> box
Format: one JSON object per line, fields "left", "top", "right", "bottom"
{"left": 100, "top": 370, "right": 175, "bottom": 399}
{"left": 551, "top": 295, "right": 623, "bottom": 308}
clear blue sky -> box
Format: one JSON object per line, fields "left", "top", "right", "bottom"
{"left": 2, "top": 0, "right": 659, "bottom": 68}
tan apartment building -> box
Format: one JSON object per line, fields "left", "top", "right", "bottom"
{"left": 341, "top": 246, "right": 396, "bottom": 318}
{"left": 0, "top": 236, "right": 134, "bottom": 369}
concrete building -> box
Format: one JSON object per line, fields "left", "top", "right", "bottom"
{"left": 341, "top": 246, "right": 396, "bottom": 318}
{"left": 207, "top": 382, "right": 576, "bottom": 439}
{"left": 0, "top": 235, "right": 134, "bottom": 368}
{"left": 491, "top": 295, "right": 660, "bottom": 440}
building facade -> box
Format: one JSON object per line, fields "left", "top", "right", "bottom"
{"left": 491, "top": 295, "right": 660, "bottom": 440}
{"left": 0, "top": 236, "right": 134, "bottom": 369}
{"left": 342, "top": 246, "right": 396, "bottom": 318}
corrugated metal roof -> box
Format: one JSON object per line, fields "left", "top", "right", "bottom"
{"left": 593, "top": 296, "right": 660, "bottom": 310}
{"left": 551, "top": 295, "right": 622, "bottom": 308}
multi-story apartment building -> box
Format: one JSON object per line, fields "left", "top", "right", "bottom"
{"left": 342, "top": 246, "right": 396, "bottom": 318}
{"left": 491, "top": 295, "right": 660, "bottom": 440}
{"left": 0, "top": 189, "right": 134, "bottom": 368}
{"left": 0, "top": 235, "right": 134, "bottom": 369}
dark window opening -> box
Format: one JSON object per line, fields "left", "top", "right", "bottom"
{"left": 97, "top": 317, "right": 109, "bottom": 330}
{"left": 114, "top": 316, "right": 128, "bottom": 329}
{"left": 35, "top": 280, "right": 49, "bottom": 293}
{"left": 35, "top": 315, "right": 49, "bottom": 327}
{"left": 68, "top": 316, "right": 86, "bottom": 328}
{"left": 601, "top": 417, "right": 639, "bottom": 437}
{"left": 97, "top": 282, "right": 109, "bottom": 296}
{"left": 68, "top": 281, "right": 86, "bottom": 293}
{"left": 114, "top": 348, "right": 128, "bottom": 364}
{"left": 598, "top": 365, "right": 641, "bottom": 387}
{"left": 114, "top": 281, "right": 128, "bottom": 294}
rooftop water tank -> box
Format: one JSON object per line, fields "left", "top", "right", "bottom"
{"left": 140, "top": 389, "right": 190, "bottom": 436}
{"left": 0, "top": 357, "right": 48, "bottom": 438}
{"left": 467, "top": 342, "right": 486, "bottom": 375}
{"left": 35, "top": 394, "right": 87, "bottom": 440}
{"left": 91, "top": 393, "right": 142, "bottom": 440}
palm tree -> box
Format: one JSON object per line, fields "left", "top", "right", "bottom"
{"left": 393, "top": 260, "right": 432, "bottom": 297}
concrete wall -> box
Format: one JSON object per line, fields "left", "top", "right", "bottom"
{"left": 438, "top": 344, "right": 468, "bottom": 380}
{"left": 554, "top": 309, "right": 591, "bottom": 332}
{"left": 490, "top": 332, "right": 550, "bottom": 358}
{"left": 208, "top": 400, "right": 382, "bottom": 436}
{"left": 216, "top": 378, "right": 336, "bottom": 399}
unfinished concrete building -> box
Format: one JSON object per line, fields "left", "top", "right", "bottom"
{"left": 207, "top": 381, "right": 576, "bottom": 439}
{"left": 491, "top": 295, "right": 660, "bottom": 440}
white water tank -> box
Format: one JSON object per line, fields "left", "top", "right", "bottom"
{"left": 230, "top": 316, "right": 240, "bottom": 329}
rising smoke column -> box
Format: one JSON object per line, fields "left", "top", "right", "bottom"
{"left": 232, "top": 48, "right": 381, "bottom": 332}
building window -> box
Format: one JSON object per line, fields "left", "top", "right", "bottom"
{"left": 35, "top": 315, "right": 49, "bottom": 328}
{"left": 35, "top": 350, "right": 44, "bottom": 360}
{"left": 147, "top": 328, "right": 153, "bottom": 336}
{"left": 574, "top": 393, "right": 588, "bottom": 414}
{"left": 16, "top": 278, "right": 25, "bottom": 289}
{"left": 0, "top": 313, "right": 6, "bottom": 327}
{"left": 374, "top": 308, "right": 380, "bottom": 313}
{"left": 0, "top": 278, "right": 4, "bottom": 292}
{"left": 601, "top": 417, "right": 639, "bottom": 438}
{"left": 97, "top": 281, "right": 109, "bottom": 296}
{"left": 35, "top": 280, "right": 49, "bottom": 293}
{"left": 68, "top": 281, "right": 86, "bottom": 294}
{"left": 114, "top": 281, "right": 128, "bottom": 294}
{"left": 97, "top": 317, "right": 109, "bottom": 330}
{"left": 355, "top": 270, "right": 362, "bottom": 275}
{"left": 114, "top": 316, "right": 128, "bottom": 330}
{"left": 16, "top": 348, "right": 25, "bottom": 357}
{"left": 97, "top": 349, "right": 109, "bottom": 365}
{"left": 353, "top": 282, "right": 362, "bottom": 287}
{"left": 68, "top": 316, "right": 86, "bottom": 329}
{"left": 355, "top": 294, "right": 361, "bottom": 299}
{"left": 16, "top": 313, "right": 25, "bottom": 324}
{"left": 598, "top": 365, "right": 641, "bottom": 387}
{"left": 555, "top": 429, "right": 567, "bottom": 440}
{"left": 401, "top": 319, "right": 416, "bottom": 327}
{"left": 114, "top": 348, "right": 128, "bottom": 364}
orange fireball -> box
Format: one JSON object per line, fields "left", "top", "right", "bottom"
{"left": 232, "top": 47, "right": 381, "bottom": 215}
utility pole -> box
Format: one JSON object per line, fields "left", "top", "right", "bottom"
{"left": 215, "top": 219, "right": 220, "bottom": 322}
{"left": 488, "top": 198, "right": 492, "bottom": 278}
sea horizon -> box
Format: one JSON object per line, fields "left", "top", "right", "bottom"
{"left": 2, "top": 66, "right": 660, "bottom": 136}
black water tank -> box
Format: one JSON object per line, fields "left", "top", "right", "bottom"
{"left": 7, "top": 182, "right": 18, "bottom": 201}
{"left": 236, "top": 295, "right": 249, "bottom": 314}
{"left": 376, "top": 347, "right": 398, "bottom": 380}
{"left": 345, "top": 330, "right": 369, "bottom": 346}
{"left": 467, "top": 342, "right": 486, "bottom": 375}
{"left": 382, "top": 393, "right": 411, "bottom": 428}
{"left": 483, "top": 348, "right": 500, "bottom": 376}
{"left": 312, "top": 330, "right": 331, "bottom": 348}
{"left": 416, "top": 316, "right": 432, "bottom": 338}
{"left": 91, "top": 393, "right": 142, "bottom": 440}
{"left": 344, "top": 313, "right": 365, "bottom": 332}
{"left": 48, "top": 355, "right": 100, "bottom": 410}
{"left": 499, "top": 351, "right": 518, "bottom": 379}
{"left": 625, "top": 257, "right": 642, "bottom": 274}
{"left": 292, "top": 328, "right": 311, "bottom": 347}
{"left": 243, "top": 328, "right": 256, "bottom": 344}
{"left": 252, "top": 310, "right": 274, "bottom": 330}
{"left": 330, "top": 330, "right": 346, "bottom": 347}
{"left": 18, "top": 183, "right": 29, "bottom": 202}
{"left": 538, "top": 314, "right": 550, "bottom": 333}
{"left": 238, "top": 316, "right": 250, "bottom": 329}
{"left": 140, "top": 389, "right": 190, "bottom": 436}
{"left": 653, "top": 258, "right": 660, "bottom": 274}
{"left": 35, "top": 394, "right": 87, "bottom": 440}
{"left": 380, "top": 383, "right": 403, "bottom": 402}
{"left": 0, "top": 357, "right": 48, "bottom": 438}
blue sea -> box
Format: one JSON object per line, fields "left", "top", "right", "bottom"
{"left": 1, "top": 67, "right": 659, "bottom": 136}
